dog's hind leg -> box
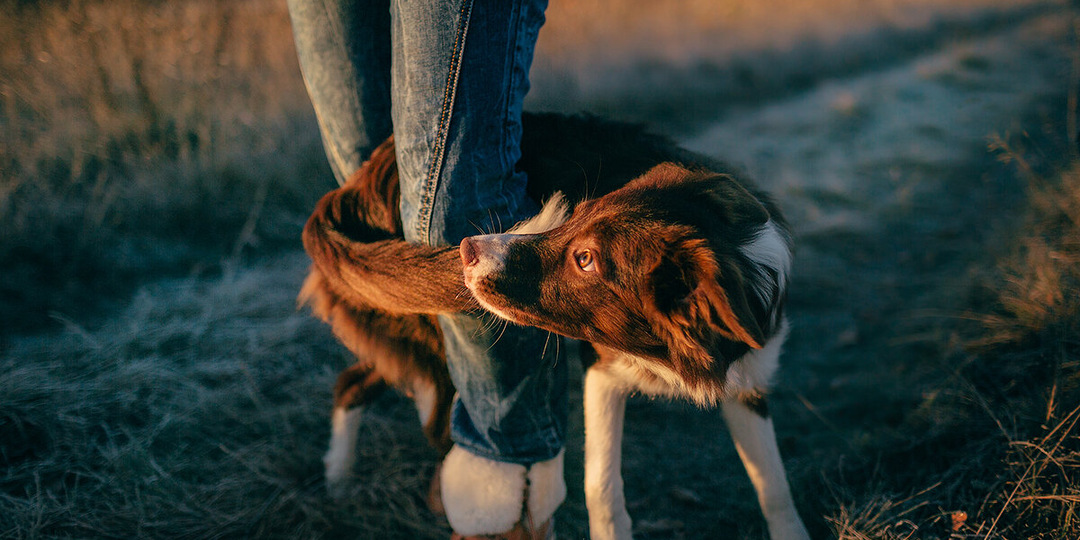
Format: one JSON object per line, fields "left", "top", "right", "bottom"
{"left": 411, "top": 369, "right": 455, "bottom": 457}
{"left": 405, "top": 370, "right": 455, "bottom": 516}
{"left": 583, "top": 365, "right": 634, "bottom": 540}
{"left": 324, "top": 363, "right": 388, "bottom": 495}
{"left": 721, "top": 396, "right": 810, "bottom": 540}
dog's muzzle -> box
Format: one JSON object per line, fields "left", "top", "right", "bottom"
{"left": 461, "top": 234, "right": 516, "bottom": 284}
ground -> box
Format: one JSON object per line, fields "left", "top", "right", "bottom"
{"left": 0, "top": 0, "right": 1076, "bottom": 538}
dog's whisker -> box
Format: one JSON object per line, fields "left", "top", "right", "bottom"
{"left": 540, "top": 330, "right": 553, "bottom": 361}
{"left": 480, "top": 210, "right": 496, "bottom": 236}
{"left": 591, "top": 156, "right": 603, "bottom": 199}
{"left": 541, "top": 330, "right": 562, "bottom": 368}
{"left": 570, "top": 158, "right": 591, "bottom": 200}
{"left": 471, "top": 315, "right": 490, "bottom": 337}
{"left": 469, "top": 220, "right": 487, "bottom": 236}
{"left": 475, "top": 313, "right": 497, "bottom": 339}
{"left": 485, "top": 318, "right": 511, "bottom": 352}
{"left": 473, "top": 310, "right": 503, "bottom": 337}
{"left": 485, "top": 210, "right": 496, "bottom": 235}
{"left": 478, "top": 316, "right": 497, "bottom": 337}
{"left": 491, "top": 316, "right": 509, "bottom": 338}
{"left": 454, "top": 286, "right": 473, "bottom": 301}
{"left": 553, "top": 332, "right": 560, "bottom": 367}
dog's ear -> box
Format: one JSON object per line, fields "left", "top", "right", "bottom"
{"left": 704, "top": 174, "right": 770, "bottom": 229}
{"left": 648, "top": 238, "right": 765, "bottom": 353}
{"left": 641, "top": 164, "right": 771, "bottom": 228}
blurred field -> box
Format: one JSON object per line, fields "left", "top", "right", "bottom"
{"left": 0, "top": 0, "right": 329, "bottom": 333}
{"left": 2, "top": 0, "right": 1078, "bottom": 538}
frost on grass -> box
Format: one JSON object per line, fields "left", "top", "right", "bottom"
{"left": 2, "top": 0, "right": 1078, "bottom": 538}
{"left": 0, "top": 256, "right": 447, "bottom": 539}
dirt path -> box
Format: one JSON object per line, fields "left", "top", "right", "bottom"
{"left": 2, "top": 3, "right": 1073, "bottom": 539}
{"left": 597, "top": 10, "right": 1074, "bottom": 539}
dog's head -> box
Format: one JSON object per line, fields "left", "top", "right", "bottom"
{"left": 461, "top": 163, "right": 786, "bottom": 366}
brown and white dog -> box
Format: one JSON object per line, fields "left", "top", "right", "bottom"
{"left": 300, "top": 113, "right": 810, "bottom": 540}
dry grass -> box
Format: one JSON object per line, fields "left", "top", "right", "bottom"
{"left": 0, "top": 0, "right": 328, "bottom": 333}
{"left": 968, "top": 159, "right": 1080, "bottom": 539}
{"left": 822, "top": 141, "right": 1080, "bottom": 539}
{"left": 0, "top": 255, "right": 449, "bottom": 538}
{"left": 529, "top": 0, "right": 1058, "bottom": 130}
{"left": 3, "top": 0, "right": 1078, "bottom": 538}
{"left": 0, "top": 0, "right": 1059, "bottom": 331}
{"left": 979, "top": 148, "right": 1080, "bottom": 346}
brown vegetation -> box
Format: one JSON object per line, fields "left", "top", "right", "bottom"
{"left": 1, "top": 0, "right": 1077, "bottom": 538}
{"left": 0, "top": 0, "right": 324, "bottom": 332}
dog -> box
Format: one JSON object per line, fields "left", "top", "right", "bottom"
{"left": 300, "top": 113, "right": 810, "bottom": 540}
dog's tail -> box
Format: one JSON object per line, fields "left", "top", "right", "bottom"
{"left": 301, "top": 137, "right": 476, "bottom": 315}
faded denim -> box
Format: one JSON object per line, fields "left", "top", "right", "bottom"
{"left": 288, "top": 0, "right": 565, "bottom": 464}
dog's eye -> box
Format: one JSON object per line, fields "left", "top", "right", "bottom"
{"left": 574, "top": 249, "right": 596, "bottom": 272}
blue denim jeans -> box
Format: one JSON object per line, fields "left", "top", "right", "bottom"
{"left": 288, "top": 0, "right": 565, "bottom": 465}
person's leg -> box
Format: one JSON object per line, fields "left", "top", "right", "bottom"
{"left": 391, "top": 0, "right": 566, "bottom": 536}
{"left": 392, "top": 0, "right": 545, "bottom": 246}
{"left": 288, "top": 0, "right": 396, "bottom": 494}
{"left": 287, "top": 0, "right": 392, "bottom": 185}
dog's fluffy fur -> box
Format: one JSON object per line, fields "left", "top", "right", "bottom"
{"left": 300, "top": 113, "right": 809, "bottom": 539}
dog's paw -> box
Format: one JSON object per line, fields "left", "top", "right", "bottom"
{"left": 326, "top": 479, "right": 352, "bottom": 500}
{"left": 323, "top": 406, "right": 362, "bottom": 499}
{"left": 324, "top": 464, "right": 353, "bottom": 500}
{"left": 323, "top": 450, "right": 355, "bottom": 499}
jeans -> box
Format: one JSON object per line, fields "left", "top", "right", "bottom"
{"left": 288, "top": 0, "right": 565, "bottom": 465}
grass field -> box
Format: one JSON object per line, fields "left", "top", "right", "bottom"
{"left": 2, "top": 0, "right": 1078, "bottom": 538}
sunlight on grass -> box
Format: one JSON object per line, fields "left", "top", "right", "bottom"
{"left": 1, "top": 0, "right": 1076, "bottom": 538}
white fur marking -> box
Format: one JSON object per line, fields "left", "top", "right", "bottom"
{"left": 462, "top": 234, "right": 516, "bottom": 316}
{"left": 463, "top": 193, "right": 569, "bottom": 323}
{"left": 466, "top": 234, "right": 515, "bottom": 276}
{"left": 441, "top": 445, "right": 527, "bottom": 536}
{"left": 462, "top": 238, "right": 520, "bottom": 322}
{"left": 605, "top": 357, "right": 680, "bottom": 399}
{"left": 724, "top": 318, "right": 789, "bottom": 396}
{"left": 721, "top": 398, "right": 810, "bottom": 540}
{"left": 583, "top": 367, "right": 634, "bottom": 540}
{"left": 324, "top": 406, "right": 364, "bottom": 487}
{"left": 462, "top": 233, "right": 530, "bottom": 323}
{"left": 412, "top": 379, "right": 437, "bottom": 429}
{"left": 508, "top": 192, "right": 570, "bottom": 235}
{"left": 740, "top": 220, "right": 792, "bottom": 325}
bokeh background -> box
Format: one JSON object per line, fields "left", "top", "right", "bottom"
{"left": 2, "top": 0, "right": 1078, "bottom": 538}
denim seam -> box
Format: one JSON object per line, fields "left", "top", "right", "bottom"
{"left": 416, "top": 0, "right": 475, "bottom": 245}
{"left": 494, "top": 0, "right": 525, "bottom": 221}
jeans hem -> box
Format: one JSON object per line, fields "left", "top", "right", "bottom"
{"left": 451, "top": 431, "right": 565, "bottom": 466}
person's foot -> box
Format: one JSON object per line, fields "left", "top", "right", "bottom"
{"left": 441, "top": 446, "right": 564, "bottom": 540}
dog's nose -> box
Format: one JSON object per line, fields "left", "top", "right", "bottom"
{"left": 460, "top": 237, "right": 479, "bottom": 268}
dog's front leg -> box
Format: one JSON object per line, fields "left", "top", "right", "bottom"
{"left": 721, "top": 398, "right": 810, "bottom": 540}
{"left": 583, "top": 366, "right": 634, "bottom": 540}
